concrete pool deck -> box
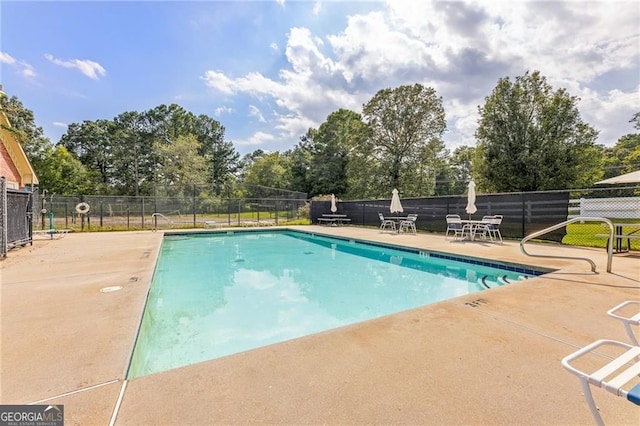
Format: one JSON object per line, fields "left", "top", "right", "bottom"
{"left": 1, "top": 225, "right": 638, "bottom": 425}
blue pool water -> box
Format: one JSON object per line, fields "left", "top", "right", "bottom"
{"left": 128, "top": 230, "right": 544, "bottom": 378}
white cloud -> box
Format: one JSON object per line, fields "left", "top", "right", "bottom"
{"left": 214, "top": 105, "right": 234, "bottom": 117}
{"left": 237, "top": 131, "right": 275, "bottom": 146}
{"left": 248, "top": 105, "right": 266, "bottom": 122}
{"left": 204, "top": 0, "right": 639, "bottom": 150}
{"left": 44, "top": 54, "right": 106, "bottom": 80}
{"left": 202, "top": 25, "right": 360, "bottom": 145}
{"left": 312, "top": 1, "right": 322, "bottom": 16}
{"left": 202, "top": 70, "right": 237, "bottom": 94}
{"left": 270, "top": 42, "right": 279, "bottom": 52}
{"left": 20, "top": 64, "right": 37, "bottom": 79}
{"left": 52, "top": 121, "right": 68, "bottom": 128}
{"left": 577, "top": 87, "right": 640, "bottom": 145}
{"left": 1, "top": 51, "right": 37, "bottom": 80}
{"left": 0, "top": 51, "right": 16, "bottom": 64}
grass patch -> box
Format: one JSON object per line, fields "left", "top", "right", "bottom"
{"left": 563, "top": 221, "right": 640, "bottom": 250}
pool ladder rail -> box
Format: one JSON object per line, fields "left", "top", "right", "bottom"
{"left": 520, "top": 217, "right": 614, "bottom": 273}
{"left": 151, "top": 212, "right": 174, "bottom": 232}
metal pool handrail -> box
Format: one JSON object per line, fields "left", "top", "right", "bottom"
{"left": 151, "top": 212, "right": 174, "bottom": 231}
{"left": 520, "top": 217, "right": 614, "bottom": 273}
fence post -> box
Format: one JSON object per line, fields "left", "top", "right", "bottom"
{"left": 1, "top": 177, "right": 7, "bottom": 258}
{"left": 40, "top": 193, "right": 46, "bottom": 230}
{"left": 521, "top": 193, "right": 526, "bottom": 238}
{"left": 27, "top": 191, "right": 33, "bottom": 245}
{"left": 193, "top": 184, "right": 197, "bottom": 227}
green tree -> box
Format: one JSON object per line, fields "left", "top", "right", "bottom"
{"left": 35, "top": 146, "right": 96, "bottom": 195}
{"left": 305, "top": 109, "right": 364, "bottom": 198}
{"left": 59, "top": 103, "right": 237, "bottom": 196}
{"left": 441, "top": 146, "right": 475, "bottom": 195}
{"left": 286, "top": 141, "right": 313, "bottom": 196}
{"left": 362, "top": 84, "right": 446, "bottom": 196}
{"left": 110, "top": 111, "right": 154, "bottom": 196}
{"left": 59, "top": 119, "right": 114, "bottom": 192}
{"left": 1, "top": 93, "right": 98, "bottom": 194}
{"left": 242, "top": 152, "right": 291, "bottom": 197}
{"left": 237, "top": 149, "right": 267, "bottom": 186}
{"left": 144, "top": 104, "right": 196, "bottom": 143}
{"left": 194, "top": 114, "right": 240, "bottom": 195}
{"left": 153, "top": 134, "right": 208, "bottom": 196}
{"left": 601, "top": 112, "right": 640, "bottom": 179}
{"left": 0, "top": 94, "right": 52, "bottom": 173}
{"left": 475, "top": 70, "right": 601, "bottom": 191}
{"left": 404, "top": 138, "right": 447, "bottom": 196}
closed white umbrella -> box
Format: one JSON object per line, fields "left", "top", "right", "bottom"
{"left": 595, "top": 171, "right": 640, "bottom": 185}
{"left": 330, "top": 194, "right": 337, "bottom": 213}
{"left": 465, "top": 180, "right": 477, "bottom": 218}
{"left": 390, "top": 188, "right": 404, "bottom": 214}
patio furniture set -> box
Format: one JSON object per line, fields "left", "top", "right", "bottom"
{"left": 377, "top": 213, "right": 503, "bottom": 240}
{"left": 378, "top": 213, "right": 417, "bottom": 234}
{"left": 445, "top": 214, "right": 503, "bottom": 243}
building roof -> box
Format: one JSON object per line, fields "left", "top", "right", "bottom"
{"left": 0, "top": 87, "right": 39, "bottom": 186}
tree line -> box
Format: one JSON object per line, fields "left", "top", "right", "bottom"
{"left": 2, "top": 70, "right": 638, "bottom": 199}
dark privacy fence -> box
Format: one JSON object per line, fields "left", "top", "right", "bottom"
{"left": 312, "top": 191, "right": 570, "bottom": 241}
{"left": 312, "top": 186, "right": 640, "bottom": 245}
{"left": 1, "top": 177, "right": 34, "bottom": 257}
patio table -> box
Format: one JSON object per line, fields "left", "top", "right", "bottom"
{"left": 461, "top": 219, "right": 492, "bottom": 241}
{"left": 610, "top": 223, "right": 640, "bottom": 253}
{"left": 386, "top": 216, "right": 408, "bottom": 233}
{"left": 319, "top": 214, "right": 351, "bottom": 226}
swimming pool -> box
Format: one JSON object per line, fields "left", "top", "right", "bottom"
{"left": 127, "top": 230, "right": 545, "bottom": 378}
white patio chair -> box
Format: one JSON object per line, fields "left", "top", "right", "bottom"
{"left": 562, "top": 339, "right": 640, "bottom": 426}
{"left": 486, "top": 215, "right": 503, "bottom": 243}
{"left": 378, "top": 213, "right": 396, "bottom": 233}
{"left": 473, "top": 216, "right": 495, "bottom": 240}
{"left": 445, "top": 214, "right": 465, "bottom": 240}
{"left": 562, "top": 300, "right": 640, "bottom": 425}
{"left": 607, "top": 300, "right": 640, "bottom": 345}
{"left": 399, "top": 214, "right": 417, "bottom": 234}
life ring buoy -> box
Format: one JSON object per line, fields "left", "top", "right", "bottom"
{"left": 75, "top": 202, "right": 90, "bottom": 214}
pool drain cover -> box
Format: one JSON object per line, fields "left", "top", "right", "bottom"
{"left": 100, "top": 286, "right": 123, "bottom": 293}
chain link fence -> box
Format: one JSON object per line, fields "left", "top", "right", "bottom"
{"left": 565, "top": 186, "right": 640, "bottom": 251}
{"left": 34, "top": 185, "right": 308, "bottom": 232}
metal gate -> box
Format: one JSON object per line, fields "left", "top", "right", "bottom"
{"left": 0, "top": 177, "right": 34, "bottom": 257}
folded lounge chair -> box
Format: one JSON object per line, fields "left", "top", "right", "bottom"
{"left": 561, "top": 301, "right": 640, "bottom": 425}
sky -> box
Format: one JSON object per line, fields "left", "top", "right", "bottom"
{"left": 1, "top": 0, "right": 639, "bottom": 157}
